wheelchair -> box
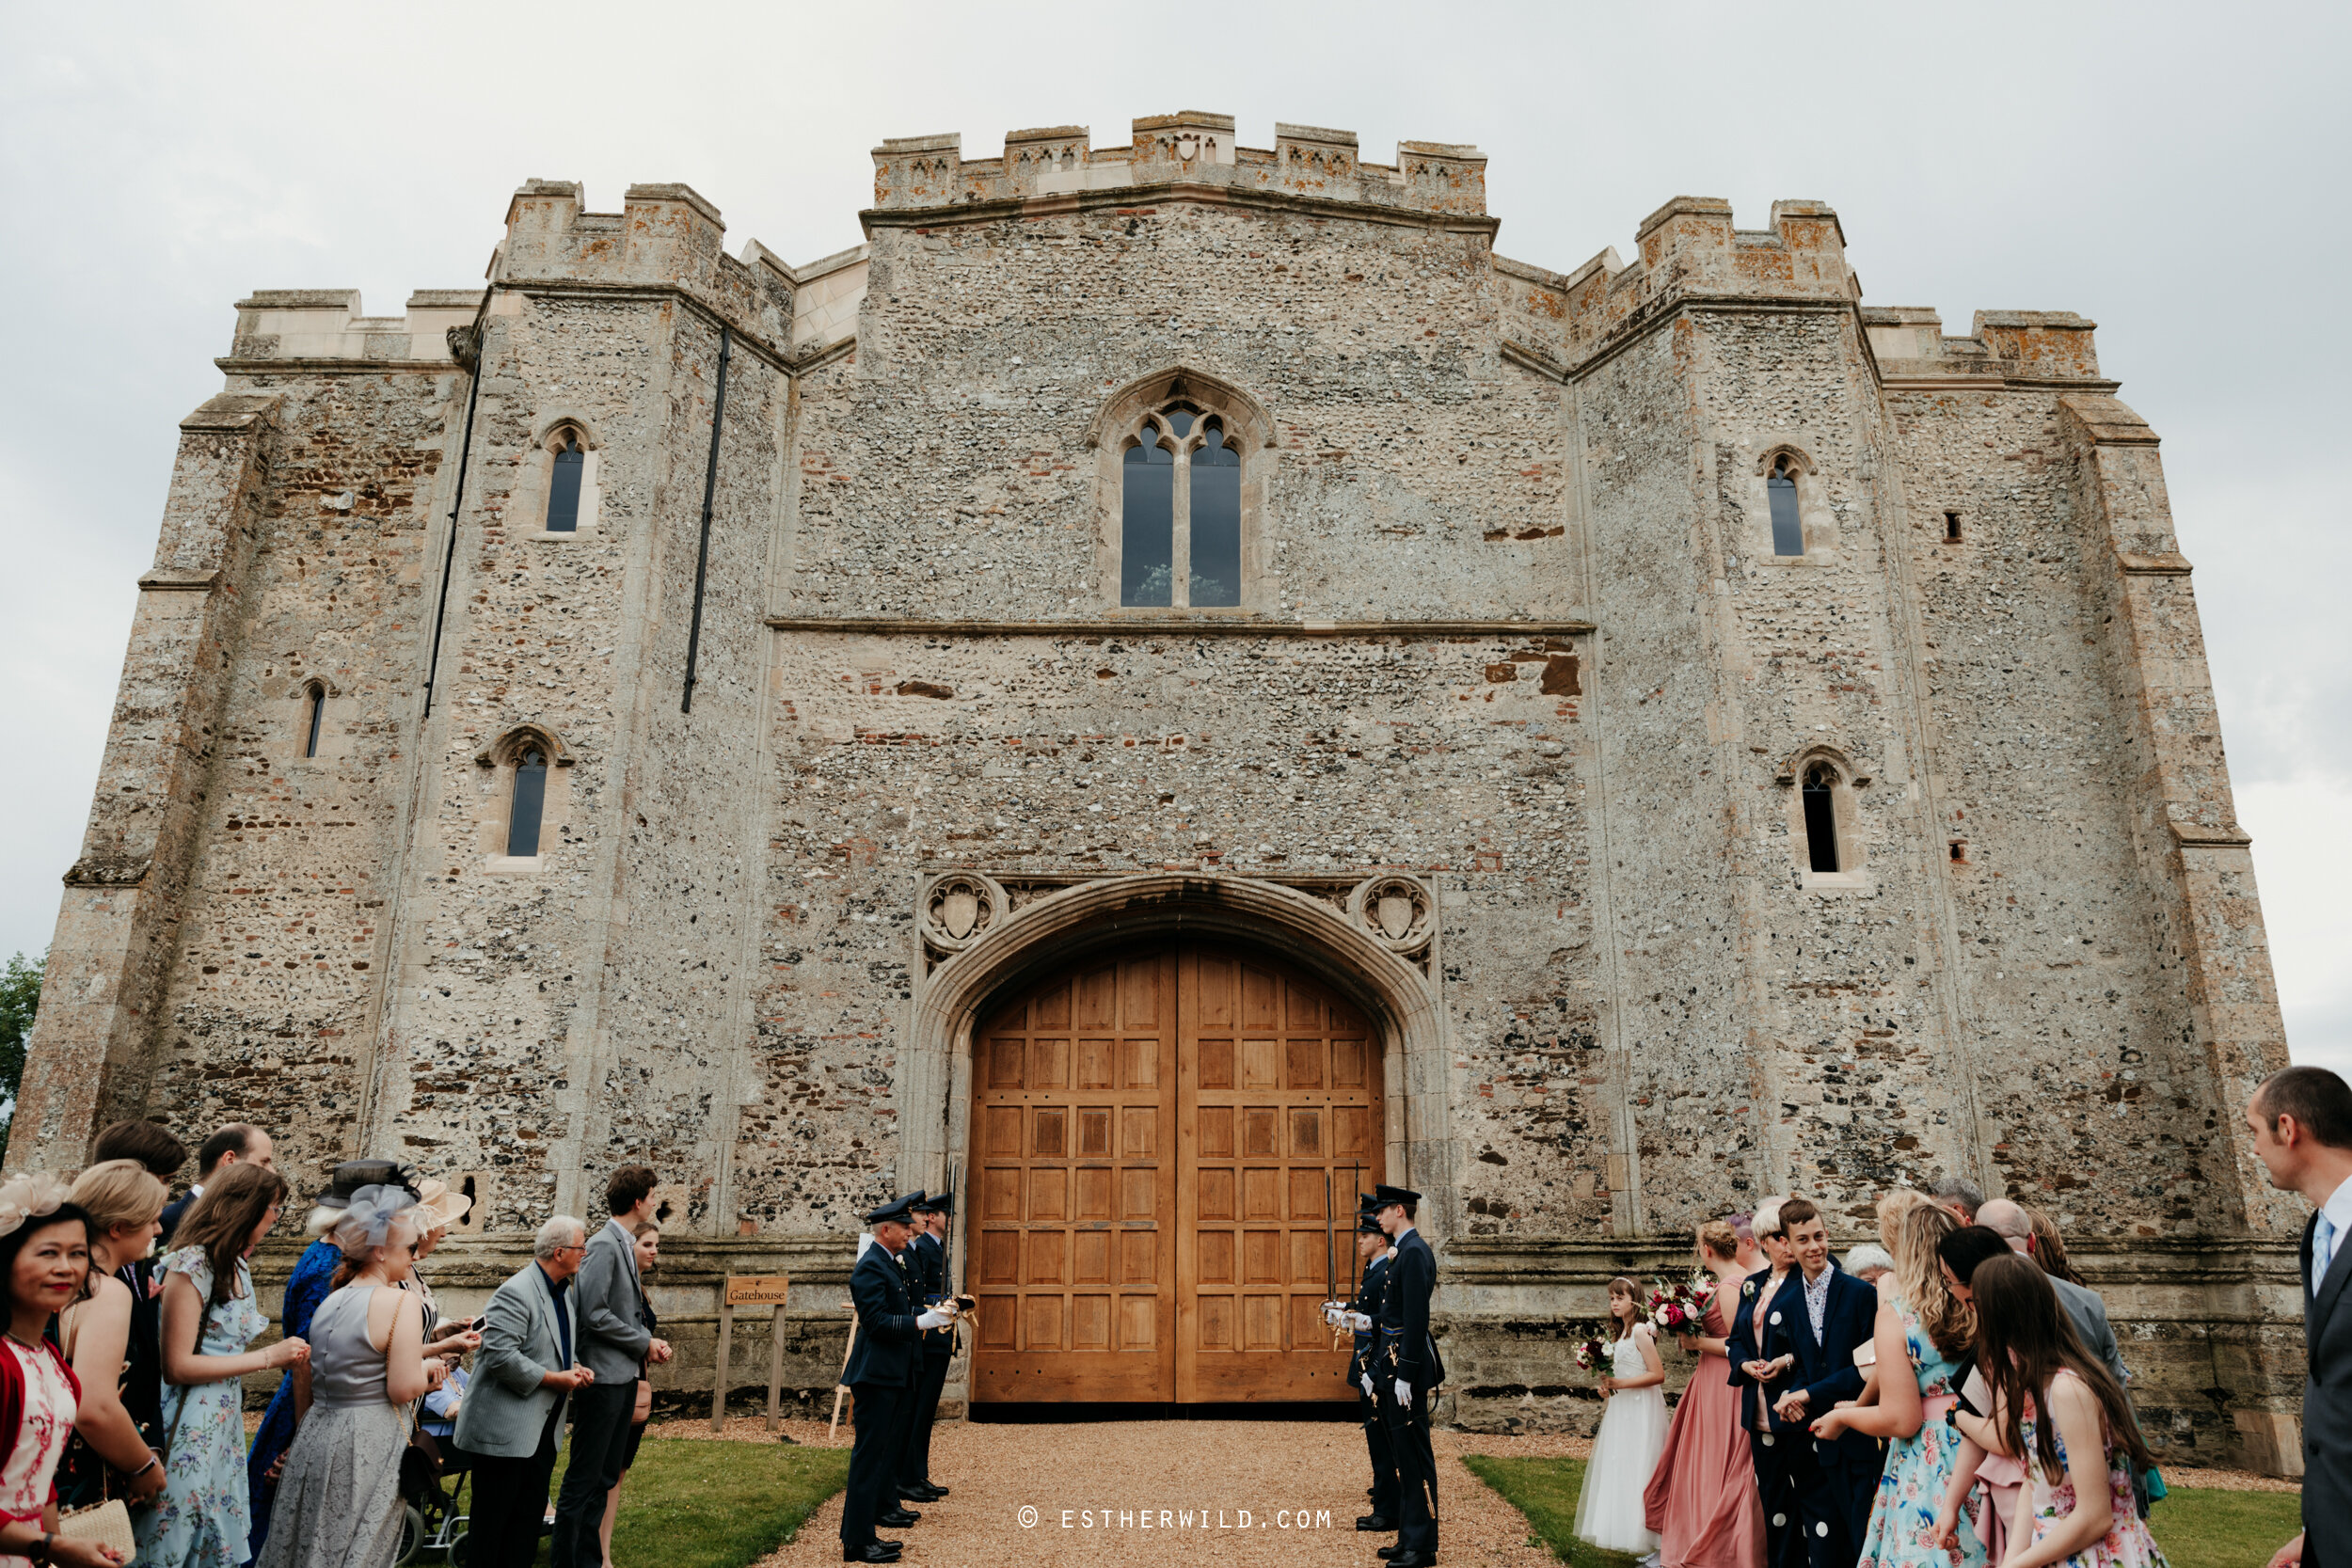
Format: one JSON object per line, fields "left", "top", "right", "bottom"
{"left": 393, "top": 1425, "right": 475, "bottom": 1565}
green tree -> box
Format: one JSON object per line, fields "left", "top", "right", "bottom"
{"left": 0, "top": 951, "right": 43, "bottom": 1164}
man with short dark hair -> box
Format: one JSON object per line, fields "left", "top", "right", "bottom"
{"left": 550, "top": 1166, "right": 672, "bottom": 1568}
{"left": 2248, "top": 1067, "right": 2352, "bottom": 1568}
{"left": 1762, "top": 1198, "right": 1877, "bottom": 1568}
{"left": 895, "top": 1191, "right": 956, "bottom": 1504}
{"left": 1927, "top": 1176, "right": 1984, "bottom": 1224}
{"left": 90, "top": 1118, "right": 188, "bottom": 1180}
{"left": 158, "top": 1122, "right": 274, "bottom": 1243}
{"left": 1371, "top": 1183, "right": 1441, "bottom": 1568}
{"left": 843, "top": 1195, "right": 961, "bottom": 1563}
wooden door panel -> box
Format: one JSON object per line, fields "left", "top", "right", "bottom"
{"left": 970, "top": 942, "right": 1380, "bottom": 1404}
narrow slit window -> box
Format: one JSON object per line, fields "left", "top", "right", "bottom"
{"left": 508, "top": 747, "right": 548, "bottom": 857}
{"left": 546, "top": 434, "right": 584, "bottom": 533}
{"left": 1189, "top": 419, "right": 1241, "bottom": 607}
{"left": 302, "top": 685, "right": 325, "bottom": 758}
{"left": 1803, "top": 762, "right": 1840, "bottom": 874}
{"left": 1121, "top": 427, "right": 1174, "bottom": 606}
{"left": 1944, "top": 511, "right": 1963, "bottom": 542}
{"left": 1769, "top": 455, "right": 1804, "bottom": 556}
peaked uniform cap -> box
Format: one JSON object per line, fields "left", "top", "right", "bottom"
{"left": 865, "top": 1195, "right": 917, "bottom": 1227}
{"left": 914, "top": 1190, "right": 954, "bottom": 1214}
{"left": 1373, "top": 1183, "right": 1422, "bottom": 1208}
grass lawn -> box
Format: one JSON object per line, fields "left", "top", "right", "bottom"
{"left": 1462, "top": 1452, "right": 2301, "bottom": 1568}
{"left": 502, "top": 1436, "right": 850, "bottom": 1568}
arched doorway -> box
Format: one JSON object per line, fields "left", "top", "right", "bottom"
{"left": 966, "top": 942, "right": 1385, "bottom": 1404}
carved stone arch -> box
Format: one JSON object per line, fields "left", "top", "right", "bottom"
{"left": 477, "top": 722, "right": 568, "bottom": 769}
{"left": 1779, "top": 744, "right": 1871, "bottom": 886}
{"left": 533, "top": 410, "right": 603, "bottom": 451}
{"left": 1086, "top": 365, "right": 1275, "bottom": 451}
{"left": 901, "top": 874, "right": 1456, "bottom": 1240}
{"left": 288, "top": 674, "right": 342, "bottom": 701}
{"left": 1754, "top": 442, "right": 1819, "bottom": 477}
{"left": 1776, "top": 740, "right": 1862, "bottom": 787}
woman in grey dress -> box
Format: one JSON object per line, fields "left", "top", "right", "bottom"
{"left": 257, "top": 1186, "right": 446, "bottom": 1568}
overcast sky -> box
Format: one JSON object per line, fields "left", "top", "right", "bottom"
{"left": 3, "top": 2, "right": 2345, "bottom": 1073}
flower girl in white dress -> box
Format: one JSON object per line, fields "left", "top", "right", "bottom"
{"left": 1575, "top": 1275, "right": 1671, "bottom": 1555}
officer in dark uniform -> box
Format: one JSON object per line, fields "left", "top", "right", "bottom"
{"left": 1330, "top": 1196, "right": 1399, "bottom": 1533}
{"left": 1370, "top": 1183, "right": 1442, "bottom": 1568}
{"left": 840, "top": 1195, "right": 961, "bottom": 1564}
{"left": 896, "top": 1190, "right": 955, "bottom": 1504}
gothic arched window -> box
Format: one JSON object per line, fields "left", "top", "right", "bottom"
{"left": 508, "top": 746, "right": 548, "bottom": 857}
{"left": 545, "top": 430, "right": 585, "bottom": 533}
{"left": 1120, "top": 404, "right": 1247, "bottom": 608}
{"left": 1769, "top": 453, "right": 1804, "bottom": 557}
{"left": 1802, "top": 761, "right": 1841, "bottom": 873}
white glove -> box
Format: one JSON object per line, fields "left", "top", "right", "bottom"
{"left": 1348, "top": 1312, "right": 1373, "bottom": 1332}
{"left": 915, "top": 1309, "right": 952, "bottom": 1330}
{"left": 1323, "top": 1304, "right": 1343, "bottom": 1327}
{"left": 1394, "top": 1378, "right": 1412, "bottom": 1405}
{"left": 1360, "top": 1372, "right": 1375, "bottom": 1398}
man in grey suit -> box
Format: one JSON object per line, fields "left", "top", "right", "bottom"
{"left": 2249, "top": 1066, "right": 2352, "bottom": 1568}
{"left": 453, "top": 1215, "right": 593, "bottom": 1568}
{"left": 1979, "top": 1197, "right": 2129, "bottom": 1387}
{"left": 551, "top": 1165, "right": 673, "bottom": 1568}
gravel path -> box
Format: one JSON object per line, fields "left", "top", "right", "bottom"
{"left": 746, "top": 1418, "right": 1565, "bottom": 1567}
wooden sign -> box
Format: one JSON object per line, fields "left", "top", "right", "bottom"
{"left": 725, "top": 1275, "right": 790, "bottom": 1307}
{"left": 711, "top": 1273, "right": 792, "bottom": 1433}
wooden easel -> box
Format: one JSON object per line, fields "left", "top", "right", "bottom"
{"left": 827, "top": 1301, "right": 857, "bottom": 1440}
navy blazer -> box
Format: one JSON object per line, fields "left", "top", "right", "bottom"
{"left": 1350, "top": 1253, "right": 1391, "bottom": 1377}
{"left": 842, "top": 1241, "right": 923, "bottom": 1388}
{"left": 1723, "top": 1266, "right": 1789, "bottom": 1432}
{"left": 2302, "top": 1212, "right": 2352, "bottom": 1543}
{"left": 1375, "top": 1229, "right": 1444, "bottom": 1386}
{"left": 909, "top": 1231, "right": 953, "bottom": 1359}
{"left": 1762, "top": 1263, "right": 1879, "bottom": 1468}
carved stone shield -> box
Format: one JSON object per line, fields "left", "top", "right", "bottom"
{"left": 941, "top": 890, "right": 979, "bottom": 941}
{"left": 1376, "top": 894, "right": 1415, "bottom": 941}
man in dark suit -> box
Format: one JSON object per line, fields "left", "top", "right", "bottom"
{"left": 1370, "top": 1182, "right": 1442, "bottom": 1568}
{"left": 1330, "top": 1198, "right": 1399, "bottom": 1533}
{"left": 157, "top": 1122, "right": 273, "bottom": 1243}
{"left": 1726, "top": 1197, "right": 1800, "bottom": 1568}
{"left": 843, "top": 1195, "right": 961, "bottom": 1564}
{"left": 1762, "top": 1198, "right": 1878, "bottom": 1568}
{"left": 2247, "top": 1067, "right": 2352, "bottom": 1568}
{"left": 895, "top": 1191, "right": 955, "bottom": 1504}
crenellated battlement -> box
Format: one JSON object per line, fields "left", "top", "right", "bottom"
{"left": 868, "top": 112, "right": 1487, "bottom": 222}
{"left": 1864, "top": 306, "right": 2103, "bottom": 381}
{"left": 227, "top": 289, "right": 485, "bottom": 366}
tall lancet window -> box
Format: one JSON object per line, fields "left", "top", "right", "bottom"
{"left": 302, "top": 683, "right": 325, "bottom": 758}
{"left": 1189, "top": 419, "right": 1242, "bottom": 607}
{"left": 1768, "top": 453, "right": 1804, "bottom": 557}
{"left": 1802, "top": 761, "right": 1841, "bottom": 874}
{"left": 1120, "top": 404, "right": 1248, "bottom": 609}
{"left": 508, "top": 746, "right": 548, "bottom": 858}
{"left": 1121, "top": 426, "right": 1176, "bottom": 606}
{"left": 546, "top": 432, "right": 585, "bottom": 533}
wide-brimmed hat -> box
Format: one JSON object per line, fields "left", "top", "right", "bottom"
{"left": 412, "top": 1177, "right": 473, "bottom": 1231}
{"left": 308, "top": 1160, "right": 418, "bottom": 1236}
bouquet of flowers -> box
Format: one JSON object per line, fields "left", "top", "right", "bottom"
{"left": 1571, "top": 1323, "right": 1613, "bottom": 1375}
{"left": 1647, "top": 1270, "right": 1719, "bottom": 1335}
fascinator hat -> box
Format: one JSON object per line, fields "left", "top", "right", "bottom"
{"left": 330, "top": 1183, "right": 426, "bottom": 1255}
{"left": 0, "top": 1172, "right": 72, "bottom": 1241}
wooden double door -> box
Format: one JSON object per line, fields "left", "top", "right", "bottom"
{"left": 968, "top": 944, "right": 1385, "bottom": 1403}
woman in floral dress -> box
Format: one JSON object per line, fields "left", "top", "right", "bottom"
{"left": 1958, "top": 1255, "right": 2164, "bottom": 1568}
{"left": 140, "top": 1164, "right": 309, "bottom": 1568}
{"left": 1809, "top": 1192, "right": 1983, "bottom": 1568}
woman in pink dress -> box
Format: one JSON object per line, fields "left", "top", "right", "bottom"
{"left": 1643, "top": 1220, "right": 1765, "bottom": 1568}
{"left": 0, "top": 1172, "right": 121, "bottom": 1568}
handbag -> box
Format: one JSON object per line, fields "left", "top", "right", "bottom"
{"left": 56, "top": 1498, "right": 137, "bottom": 1559}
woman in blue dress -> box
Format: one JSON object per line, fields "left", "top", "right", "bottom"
{"left": 1809, "top": 1192, "right": 1986, "bottom": 1568}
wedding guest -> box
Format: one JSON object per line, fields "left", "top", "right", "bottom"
{"left": 1931, "top": 1225, "right": 2030, "bottom": 1561}
{"left": 1979, "top": 1198, "right": 2126, "bottom": 1391}
{"left": 1963, "top": 1255, "right": 2160, "bottom": 1568}
{"left": 0, "top": 1175, "right": 123, "bottom": 1568}
{"left": 1576, "top": 1277, "right": 1667, "bottom": 1553}
{"left": 1843, "top": 1243, "right": 1895, "bottom": 1286}
{"left": 453, "top": 1217, "right": 592, "bottom": 1568}
{"left": 1644, "top": 1220, "right": 1763, "bottom": 1568}
{"left": 2246, "top": 1065, "right": 2352, "bottom": 1568}
{"left": 247, "top": 1159, "right": 412, "bottom": 1556}
{"left": 2025, "top": 1206, "right": 2087, "bottom": 1287}
{"left": 142, "top": 1161, "right": 308, "bottom": 1568}
{"left": 1928, "top": 1178, "right": 1983, "bottom": 1225}
{"left": 1727, "top": 1196, "right": 1797, "bottom": 1568}
{"left": 88, "top": 1119, "right": 188, "bottom": 1183}
{"left": 256, "top": 1186, "right": 448, "bottom": 1568}
{"left": 56, "top": 1160, "right": 169, "bottom": 1513}
{"left": 1761, "top": 1198, "right": 1878, "bottom": 1567}
{"left": 1810, "top": 1193, "right": 1980, "bottom": 1568}
{"left": 1729, "top": 1214, "right": 1766, "bottom": 1278}
{"left": 596, "top": 1220, "right": 663, "bottom": 1568}
{"left": 408, "top": 1178, "right": 485, "bottom": 1363}
{"left": 552, "top": 1167, "right": 673, "bottom": 1568}
{"left": 158, "top": 1125, "right": 275, "bottom": 1245}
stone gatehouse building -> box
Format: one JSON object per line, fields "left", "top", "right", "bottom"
{"left": 15, "top": 110, "right": 2306, "bottom": 1462}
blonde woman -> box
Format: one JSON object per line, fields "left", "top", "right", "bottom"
{"left": 1808, "top": 1192, "right": 1981, "bottom": 1568}
{"left": 56, "top": 1160, "right": 169, "bottom": 1513}
{"left": 1642, "top": 1221, "right": 1763, "bottom": 1567}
